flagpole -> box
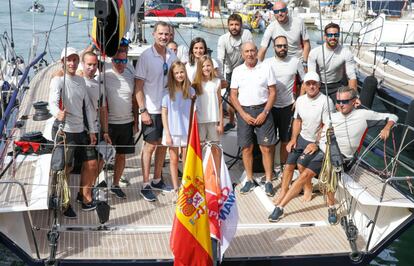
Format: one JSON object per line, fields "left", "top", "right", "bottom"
{"left": 187, "top": 96, "right": 196, "bottom": 147}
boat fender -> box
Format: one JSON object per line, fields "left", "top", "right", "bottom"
{"left": 405, "top": 100, "right": 414, "bottom": 128}
{"left": 360, "top": 76, "right": 377, "bottom": 109}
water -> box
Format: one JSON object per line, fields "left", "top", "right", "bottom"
{"left": 1, "top": 1, "right": 414, "bottom": 265}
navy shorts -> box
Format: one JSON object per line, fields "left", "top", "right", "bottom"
{"left": 237, "top": 104, "right": 276, "bottom": 148}
{"left": 271, "top": 104, "right": 293, "bottom": 143}
{"left": 286, "top": 135, "right": 319, "bottom": 168}
{"left": 64, "top": 131, "right": 97, "bottom": 167}
{"left": 142, "top": 114, "right": 163, "bottom": 142}
{"left": 108, "top": 122, "right": 135, "bottom": 154}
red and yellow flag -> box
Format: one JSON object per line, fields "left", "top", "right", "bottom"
{"left": 170, "top": 112, "right": 213, "bottom": 266}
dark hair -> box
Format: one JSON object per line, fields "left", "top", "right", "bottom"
{"left": 167, "top": 40, "right": 177, "bottom": 46}
{"left": 188, "top": 37, "right": 208, "bottom": 66}
{"left": 274, "top": 35, "right": 288, "bottom": 44}
{"left": 228, "top": 13, "right": 242, "bottom": 25}
{"left": 324, "top": 23, "right": 340, "bottom": 35}
{"left": 153, "top": 21, "right": 170, "bottom": 32}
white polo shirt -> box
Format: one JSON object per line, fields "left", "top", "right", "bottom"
{"left": 260, "top": 16, "right": 309, "bottom": 59}
{"left": 230, "top": 61, "right": 276, "bottom": 106}
{"left": 264, "top": 55, "right": 305, "bottom": 108}
{"left": 294, "top": 92, "right": 334, "bottom": 142}
{"left": 135, "top": 46, "right": 177, "bottom": 114}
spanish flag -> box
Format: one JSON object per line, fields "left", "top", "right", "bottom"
{"left": 170, "top": 112, "right": 213, "bottom": 266}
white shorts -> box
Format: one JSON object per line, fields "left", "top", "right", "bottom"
{"left": 161, "top": 134, "right": 187, "bottom": 147}
{"left": 198, "top": 122, "right": 220, "bottom": 143}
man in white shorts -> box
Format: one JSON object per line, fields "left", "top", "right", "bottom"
{"left": 101, "top": 50, "right": 137, "bottom": 200}
{"left": 258, "top": 1, "right": 310, "bottom": 66}
{"left": 230, "top": 41, "right": 277, "bottom": 197}
{"left": 269, "top": 86, "right": 398, "bottom": 224}
{"left": 135, "top": 21, "right": 177, "bottom": 202}
{"left": 217, "top": 13, "right": 253, "bottom": 131}
{"left": 308, "top": 23, "right": 357, "bottom": 102}
{"left": 263, "top": 35, "right": 306, "bottom": 174}
{"left": 272, "top": 71, "right": 334, "bottom": 206}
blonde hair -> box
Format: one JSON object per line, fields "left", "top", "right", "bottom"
{"left": 167, "top": 60, "right": 192, "bottom": 101}
{"left": 192, "top": 55, "right": 217, "bottom": 96}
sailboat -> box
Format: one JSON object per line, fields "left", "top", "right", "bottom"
{"left": 1, "top": 0, "right": 414, "bottom": 265}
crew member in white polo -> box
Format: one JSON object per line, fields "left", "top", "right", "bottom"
{"left": 264, "top": 35, "right": 305, "bottom": 173}
{"left": 273, "top": 71, "right": 334, "bottom": 206}
{"left": 230, "top": 41, "right": 277, "bottom": 197}
{"left": 135, "top": 21, "right": 177, "bottom": 202}
{"left": 258, "top": 1, "right": 310, "bottom": 66}
{"left": 308, "top": 22, "right": 357, "bottom": 101}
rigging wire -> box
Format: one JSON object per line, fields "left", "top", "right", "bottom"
{"left": 43, "top": 0, "right": 61, "bottom": 54}
{"left": 8, "top": 0, "right": 14, "bottom": 49}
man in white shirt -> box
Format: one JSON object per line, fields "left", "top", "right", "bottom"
{"left": 258, "top": 1, "right": 310, "bottom": 65}
{"left": 135, "top": 22, "right": 177, "bottom": 202}
{"left": 101, "top": 50, "right": 137, "bottom": 200}
{"left": 217, "top": 14, "right": 253, "bottom": 132}
{"left": 264, "top": 35, "right": 305, "bottom": 173}
{"left": 272, "top": 72, "right": 334, "bottom": 206}
{"left": 49, "top": 47, "right": 98, "bottom": 218}
{"left": 230, "top": 41, "right": 277, "bottom": 197}
{"left": 269, "top": 86, "right": 398, "bottom": 224}
{"left": 308, "top": 23, "right": 357, "bottom": 101}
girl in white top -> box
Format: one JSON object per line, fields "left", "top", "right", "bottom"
{"left": 162, "top": 61, "right": 195, "bottom": 193}
{"left": 186, "top": 37, "right": 220, "bottom": 82}
{"left": 192, "top": 55, "right": 224, "bottom": 143}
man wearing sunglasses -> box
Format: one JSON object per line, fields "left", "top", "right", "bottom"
{"left": 217, "top": 13, "right": 253, "bottom": 132}
{"left": 101, "top": 50, "right": 137, "bottom": 200}
{"left": 135, "top": 21, "right": 177, "bottom": 202}
{"left": 269, "top": 86, "right": 397, "bottom": 224}
{"left": 263, "top": 35, "right": 306, "bottom": 181}
{"left": 258, "top": 1, "right": 310, "bottom": 66}
{"left": 308, "top": 23, "right": 357, "bottom": 102}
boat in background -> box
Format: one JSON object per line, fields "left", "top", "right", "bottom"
{"left": 72, "top": 0, "right": 95, "bottom": 9}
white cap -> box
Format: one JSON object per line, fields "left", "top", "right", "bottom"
{"left": 303, "top": 71, "right": 320, "bottom": 83}
{"left": 60, "top": 47, "right": 78, "bottom": 60}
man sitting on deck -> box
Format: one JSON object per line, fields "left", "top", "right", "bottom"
{"left": 268, "top": 86, "right": 398, "bottom": 224}
{"left": 273, "top": 71, "right": 334, "bottom": 205}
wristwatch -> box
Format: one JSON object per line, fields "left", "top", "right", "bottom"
{"left": 302, "top": 61, "right": 308, "bottom": 67}
{"left": 264, "top": 109, "right": 270, "bottom": 115}
{"left": 139, "top": 107, "right": 147, "bottom": 114}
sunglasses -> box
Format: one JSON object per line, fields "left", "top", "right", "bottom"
{"left": 275, "top": 44, "right": 288, "bottom": 49}
{"left": 326, "top": 33, "right": 340, "bottom": 38}
{"left": 112, "top": 58, "right": 128, "bottom": 64}
{"left": 120, "top": 38, "right": 129, "bottom": 47}
{"left": 336, "top": 98, "right": 355, "bottom": 105}
{"left": 163, "top": 62, "right": 168, "bottom": 76}
{"left": 273, "top": 7, "right": 287, "bottom": 14}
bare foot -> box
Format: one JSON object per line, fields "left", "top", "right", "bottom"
{"left": 302, "top": 182, "right": 313, "bottom": 202}
{"left": 273, "top": 190, "right": 287, "bottom": 206}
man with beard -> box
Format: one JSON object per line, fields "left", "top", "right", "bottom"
{"left": 230, "top": 41, "right": 277, "bottom": 196}
{"left": 135, "top": 22, "right": 177, "bottom": 201}
{"left": 308, "top": 23, "right": 357, "bottom": 102}
{"left": 258, "top": 1, "right": 310, "bottom": 65}
{"left": 217, "top": 14, "right": 253, "bottom": 132}
{"left": 263, "top": 36, "right": 305, "bottom": 187}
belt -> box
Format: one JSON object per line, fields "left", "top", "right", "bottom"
{"left": 241, "top": 103, "right": 266, "bottom": 109}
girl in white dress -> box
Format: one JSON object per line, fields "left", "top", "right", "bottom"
{"left": 161, "top": 61, "right": 195, "bottom": 195}
{"left": 192, "top": 55, "right": 224, "bottom": 175}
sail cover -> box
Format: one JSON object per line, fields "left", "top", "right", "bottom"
{"left": 91, "top": 0, "right": 138, "bottom": 57}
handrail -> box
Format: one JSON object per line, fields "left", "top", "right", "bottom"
{"left": 0, "top": 180, "right": 40, "bottom": 259}
{"left": 0, "top": 51, "right": 46, "bottom": 137}
{"left": 365, "top": 175, "right": 414, "bottom": 252}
